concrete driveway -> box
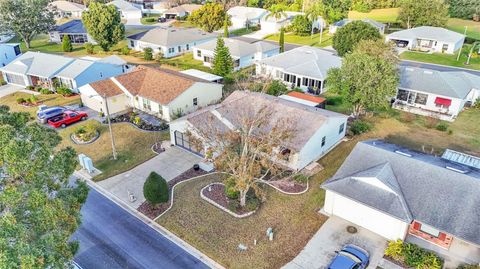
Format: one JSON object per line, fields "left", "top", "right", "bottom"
{"left": 0, "top": 84, "right": 38, "bottom": 98}
{"left": 283, "top": 216, "right": 387, "bottom": 269}
{"left": 98, "top": 146, "right": 202, "bottom": 208}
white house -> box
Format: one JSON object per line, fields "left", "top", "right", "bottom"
{"left": 79, "top": 66, "right": 223, "bottom": 121}
{"left": 0, "top": 43, "right": 21, "bottom": 67}
{"left": 108, "top": 0, "right": 142, "bottom": 20}
{"left": 193, "top": 38, "right": 279, "bottom": 70}
{"left": 50, "top": 0, "right": 86, "bottom": 18}
{"left": 227, "top": 6, "right": 268, "bottom": 30}
{"left": 328, "top": 18, "right": 385, "bottom": 34}
{"left": 49, "top": 20, "right": 95, "bottom": 45}
{"left": 260, "top": 11, "right": 302, "bottom": 34}
{"left": 169, "top": 90, "right": 347, "bottom": 169}
{"left": 393, "top": 66, "right": 480, "bottom": 121}
{"left": 386, "top": 26, "right": 465, "bottom": 54}
{"left": 162, "top": 4, "right": 202, "bottom": 19}
{"left": 0, "top": 52, "right": 129, "bottom": 92}
{"left": 256, "top": 46, "right": 342, "bottom": 94}
{"left": 322, "top": 140, "right": 480, "bottom": 267}
{"left": 127, "top": 27, "right": 217, "bottom": 58}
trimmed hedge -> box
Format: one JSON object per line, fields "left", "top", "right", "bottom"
{"left": 143, "top": 172, "right": 169, "bottom": 204}
{"left": 385, "top": 240, "right": 443, "bottom": 269}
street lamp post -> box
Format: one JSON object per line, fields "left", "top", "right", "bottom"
{"left": 90, "top": 93, "right": 117, "bottom": 160}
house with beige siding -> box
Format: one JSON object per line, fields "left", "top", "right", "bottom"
{"left": 79, "top": 66, "right": 223, "bottom": 121}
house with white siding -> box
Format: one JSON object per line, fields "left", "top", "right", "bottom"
{"left": 108, "top": 0, "right": 142, "bottom": 20}
{"left": 328, "top": 18, "right": 385, "bottom": 34}
{"left": 169, "top": 90, "right": 347, "bottom": 168}
{"left": 162, "top": 4, "right": 202, "bottom": 19}
{"left": 256, "top": 46, "right": 341, "bottom": 94}
{"left": 50, "top": 0, "right": 86, "bottom": 18}
{"left": 0, "top": 52, "right": 129, "bottom": 92}
{"left": 227, "top": 6, "right": 268, "bottom": 30}
{"left": 393, "top": 66, "right": 480, "bottom": 121}
{"left": 322, "top": 140, "right": 480, "bottom": 267}
{"left": 0, "top": 43, "right": 21, "bottom": 67}
{"left": 79, "top": 66, "right": 223, "bottom": 121}
{"left": 193, "top": 38, "right": 279, "bottom": 70}
{"left": 127, "top": 27, "right": 217, "bottom": 58}
{"left": 49, "top": 20, "right": 95, "bottom": 45}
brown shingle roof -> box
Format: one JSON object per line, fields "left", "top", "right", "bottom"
{"left": 89, "top": 79, "right": 123, "bottom": 97}
{"left": 114, "top": 66, "right": 204, "bottom": 105}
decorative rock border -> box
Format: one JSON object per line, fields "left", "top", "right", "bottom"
{"left": 151, "top": 142, "right": 166, "bottom": 154}
{"left": 70, "top": 131, "right": 100, "bottom": 145}
{"left": 200, "top": 183, "right": 256, "bottom": 218}
{"left": 258, "top": 179, "right": 309, "bottom": 195}
{"left": 102, "top": 120, "right": 168, "bottom": 133}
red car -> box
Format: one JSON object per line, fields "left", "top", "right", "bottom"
{"left": 48, "top": 110, "right": 88, "bottom": 128}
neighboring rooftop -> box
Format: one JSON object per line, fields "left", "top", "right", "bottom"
{"left": 227, "top": 6, "right": 267, "bottom": 20}
{"left": 258, "top": 46, "right": 342, "bottom": 80}
{"left": 89, "top": 79, "right": 124, "bottom": 98}
{"left": 279, "top": 91, "right": 326, "bottom": 107}
{"left": 387, "top": 26, "right": 465, "bottom": 43}
{"left": 54, "top": 19, "right": 86, "bottom": 34}
{"left": 127, "top": 27, "right": 216, "bottom": 47}
{"left": 50, "top": 0, "right": 86, "bottom": 12}
{"left": 195, "top": 38, "right": 278, "bottom": 57}
{"left": 164, "top": 4, "right": 202, "bottom": 14}
{"left": 399, "top": 66, "right": 480, "bottom": 99}
{"left": 262, "top": 11, "right": 302, "bottom": 23}
{"left": 178, "top": 90, "right": 347, "bottom": 152}
{"left": 333, "top": 18, "right": 385, "bottom": 29}
{"left": 108, "top": 0, "right": 141, "bottom": 11}
{"left": 180, "top": 69, "right": 222, "bottom": 82}
{"left": 322, "top": 140, "right": 480, "bottom": 245}
{"left": 0, "top": 51, "right": 74, "bottom": 78}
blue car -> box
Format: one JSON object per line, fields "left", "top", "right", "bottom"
{"left": 37, "top": 106, "right": 66, "bottom": 124}
{"left": 328, "top": 244, "right": 370, "bottom": 269}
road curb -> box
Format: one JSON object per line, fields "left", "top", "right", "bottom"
{"left": 78, "top": 174, "right": 225, "bottom": 269}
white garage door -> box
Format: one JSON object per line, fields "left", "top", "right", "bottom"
{"left": 327, "top": 192, "right": 408, "bottom": 240}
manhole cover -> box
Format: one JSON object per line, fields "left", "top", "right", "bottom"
{"left": 347, "top": 226, "right": 358, "bottom": 234}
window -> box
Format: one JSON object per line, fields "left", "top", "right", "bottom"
{"left": 321, "top": 136, "right": 326, "bottom": 147}
{"left": 197, "top": 50, "right": 201, "bottom": 57}
{"left": 193, "top": 97, "right": 198, "bottom": 106}
{"left": 130, "top": 40, "right": 134, "bottom": 47}
{"left": 178, "top": 46, "right": 181, "bottom": 52}
{"left": 414, "top": 93, "right": 428, "bottom": 105}
{"left": 168, "top": 47, "right": 174, "bottom": 53}
{"left": 142, "top": 98, "right": 151, "bottom": 111}
{"left": 186, "top": 44, "right": 189, "bottom": 50}
{"left": 339, "top": 123, "right": 345, "bottom": 134}
{"left": 13, "top": 45, "right": 21, "bottom": 56}
{"left": 397, "top": 89, "right": 409, "bottom": 101}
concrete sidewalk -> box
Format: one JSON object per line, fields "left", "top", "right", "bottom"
{"left": 0, "top": 84, "right": 39, "bottom": 98}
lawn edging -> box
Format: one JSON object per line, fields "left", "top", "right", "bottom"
{"left": 258, "top": 179, "right": 309, "bottom": 195}
{"left": 200, "top": 183, "right": 257, "bottom": 218}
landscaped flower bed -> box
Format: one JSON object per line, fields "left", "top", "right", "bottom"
{"left": 137, "top": 168, "right": 208, "bottom": 219}
{"left": 71, "top": 123, "right": 100, "bottom": 144}
{"left": 201, "top": 182, "right": 258, "bottom": 218}
{"left": 106, "top": 112, "right": 169, "bottom": 131}
{"left": 384, "top": 240, "right": 443, "bottom": 269}
{"left": 16, "top": 95, "right": 42, "bottom": 107}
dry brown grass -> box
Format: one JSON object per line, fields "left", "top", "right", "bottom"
{"left": 0, "top": 92, "right": 80, "bottom": 117}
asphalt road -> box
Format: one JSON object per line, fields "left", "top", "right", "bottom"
{"left": 72, "top": 188, "right": 210, "bottom": 269}
{"left": 230, "top": 36, "right": 301, "bottom": 51}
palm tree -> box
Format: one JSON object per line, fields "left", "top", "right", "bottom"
{"left": 266, "top": 4, "right": 288, "bottom": 37}
{"left": 305, "top": 2, "right": 325, "bottom": 45}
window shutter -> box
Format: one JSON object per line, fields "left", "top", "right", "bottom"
{"left": 438, "top": 232, "right": 447, "bottom": 241}
{"left": 413, "top": 221, "right": 421, "bottom": 230}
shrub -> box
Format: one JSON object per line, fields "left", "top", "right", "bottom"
{"left": 155, "top": 52, "right": 163, "bottom": 62}
{"left": 349, "top": 120, "right": 371, "bottom": 135}
{"left": 85, "top": 42, "right": 94, "bottom": 54}
{"left": 143, "top": 47, "right": 153, "bottom": 60}
{"left": 245, "top": 197, "right": 259, "bottom": 211}
{"left": 227, "top": 199, "right": 240, "bottom": 212}
{"left": 224, "top": 177, "right": 239, "bottom": 200}
{"left": 424, "top": 116, "right": 440, "bottom": 129}
{"left": 385, "top": 240, "right": 404, "bottom": 261}
{"left": 457, "top": 264, "right": 480, "bottom": 269}
{"left": 26, "top": 85, "right": 35, "bottom": 91}
{"left": 326, "top": 95, "right": 343, "bottom": 106}
{"left": 290, "top": 15, "right": 312, "bottom": 36}
{"left": 266, "top": 80, "right": 288, "bottom": 96}
{"left": 292, "top": 174, "right": 308, "bottom": 183}
{"left": 62, "top": 35, "right": 73, "bottom": 52}
{"left": 385, "top": 240, "right": 443, "bottom": 269}
{"left": 29, "top": 95, "right": 38, "bottom": 104}
{"left": 57, "top": 87, "right": 73, "bottom": 96}
{"left": 143, "top": 172, "right": 169, "bottom": 205}
{"left": 40, "top": 88, "right": 52, "bottom": 94}
{"left": 16, "top": 97, "right": 25, "bottom": 104}
{"left": 121, "top": 46, "right": 130, "bottom": 55}
{"left": 144, "top": 17, "right": 155, "bottom": 23}
{"left": 74, "top": 123, "right": 98, "bottom": 142}
{"left": 436, "top": 122, "right": 448, "bottom": 131}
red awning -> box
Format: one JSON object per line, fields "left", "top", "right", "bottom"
{"left": 434, "top": 97, "right": 452, "bottom": 106}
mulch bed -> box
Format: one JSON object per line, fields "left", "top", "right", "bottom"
{"left": 137, "top": 168, "right": 208, "bottom": 219}
{"left": 202, "top": 183, "right": 255, "bottom": 216}
{"left": 268, "top": 179, "right": 307, "bottom": 193}
{"left": 152, "top": 142, "right": 166, "bottom": 154}
{"left": 19, "top": 101, "right": 43, "bottom": 107}
{"left": 383, "top": 255, "right": 409, "bottom": 268}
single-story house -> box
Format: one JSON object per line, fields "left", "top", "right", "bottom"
{"left": 0, "top": 52, "right": 129, "bottom": 92}
{"left": 169, "top": 90, "right": 347, "bottom": 169}
{"left": 279, "top": 91, "right": 326, "bottom": 108}
{"left": 108, "top": 0, "right": 142, "bottom": 20}
{"left": 50, "top": 0, "right": 86, "bottom": 18}
{"left": 392, "top": 66, "right": 480, "bottom": 121}
{"left": 79, "top": 66, "right": 223, "bottom": 121}
{"left": 386, "top": 26, "right": 465, "bottom": 54}
{"left": 193, "top": 38, "right": 279, "bottom": 70}
{"left": 162, "top": 4, "right": 202, "bottom": 19}
{"left": 328, "top": 18, "right": 385, "bottom": 34}
{"left": 256, "top": 46, "right": 342, "bottom": 94}
{"left": 48, "top": 20, "right": 95, "bottom": 45}
{"left": 180, "top": 69, "right": 223, "bottom": 83}
{"left": 322, "top": 140, "right": 480, "bottom": 267}
{"left": 260, "top": 11, "right": 301, "bottom": 34}
{"left": 0, "top": 43, "right": 21, "bottom": 67}
{"left": 152, "top": 1, "right": 170, "bottom": 14}
{"left": 127, "top": 27, "right": 217, "bottom": 58}
{"left": 227, "top": 6, "right": 268, "bottom": 30}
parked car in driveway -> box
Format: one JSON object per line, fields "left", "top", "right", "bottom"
{"left": 37, "top": 106, "right": 66, "bottom": 124}
{"left": 328, "top": 245, "right": 369, "bottom": 269}
{"left": 48, "top": 110, "right": 88, "bottom": 128}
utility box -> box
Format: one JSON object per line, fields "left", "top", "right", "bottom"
{"left": 83, "top": 156, "right": 94, "bottom": 174}
{"left": 78, "top": 154, "right": 87, "bottom": 169}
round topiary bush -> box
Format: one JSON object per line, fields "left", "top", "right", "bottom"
{"left": 224, "top": 177, "right": 239, "bottom": 199}
{"left": 143, "top": 172, "right": 169, "bottom": 205}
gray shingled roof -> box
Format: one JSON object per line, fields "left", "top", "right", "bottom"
{"left": 332, "top": 18, "right": 385, "bottom": 29}
{"left": 127, "top": 27, "right": 217, "bottom": 47}
{"left": 400, "top": 66, "right": 480, "bottom": 98}
{"left": 227, "top": 6, "right": 267, "bottom": 20}
{"left": 108, "top": 0, "right": 140, "bottom": 11}
{"left": 322, "top": 140, "right": 480, "bottom": 245}
{"left": 55, "top": 19, "right": 86, "bottom": 34}
{"left": 0, "top": 51, "right": 74, "bottom": 78}
{"left": 194, "top": 38, "right": 278, "bottom": 58}
{"left": 387, "top": 26, "right": 465, "bottom": 43}
{"left": 258, "top": 46, "right": 342, "bottom": 80}
{"left": 177, "top": 90, "right": 347, "bottom": 152}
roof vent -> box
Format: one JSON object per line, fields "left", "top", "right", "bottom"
{"left": 423, "top": 70, "right": 433, "bottom": 74}
{"left": 405, "top": 67, "right": 414, "bottom": 71}
{"left": 442, "top": 149, "right": 480, "bottom": 169}
{"left": 395, "top": 150, "right": 412, "bottom": 157}
{"left": 445, "top": 166, "right": 468, "bottom": 174}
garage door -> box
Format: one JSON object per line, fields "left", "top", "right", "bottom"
{"left": 329, "top": 192, "right": 408, "bottom": 240}
{"left": 4, "top": 73, "right": 25, "bottom": 86}
{"left": 174, "top": 131, "right": 203, "bottom": 156}
{"left": 81, "top": 95, "right": 103, "bottom": 112}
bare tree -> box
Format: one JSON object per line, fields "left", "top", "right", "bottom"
{"left": 188, "top": 94, "right": 296, "bottom": 207}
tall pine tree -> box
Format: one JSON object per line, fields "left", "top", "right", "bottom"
{"left": 62, "top": 35, "right": 73, "bottom": 52}
{"left": 212, "top": 37, "right": 233, "bottom": 77}
{"left": 279, "top": 27, "right": 285, "bottom": 53}
{"left": 223, "top": 15, "right": 229, "bottom": 38}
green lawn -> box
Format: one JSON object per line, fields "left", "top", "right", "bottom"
{"left": 141, "top": 16, "right": 160, "bottom": 25}
{"left": 158, "top": 53, "right": 211, "bottom": 72}
{"left": 348, "top": 8, "right": 400, "bottom": 23}
{"left": 400, "top": 44, "right": 480, "bottom": 70}
{"left": 230, "top": 26, "right": 260, "bottom": 36}
{"left": 446, "top": 18, "right": 480, "bottom": 40}
{"left": 172, "top": 20, "right": 196, "bottom": 28}
{"left": 0, "top": 92, "right": 81, "bottom": 117}
{"left": 264, "top": 31, "right": 333, "bottom": 47}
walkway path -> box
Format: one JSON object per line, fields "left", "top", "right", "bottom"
{"left": 0, "top": 84, "right": 39, "bottom": 98}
